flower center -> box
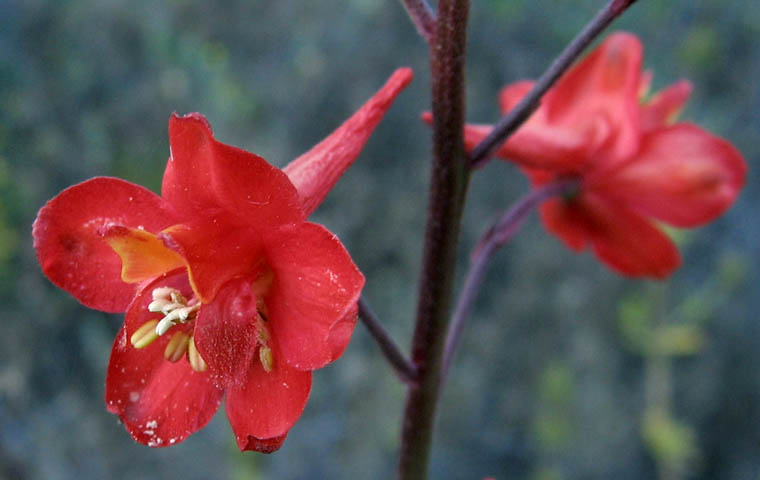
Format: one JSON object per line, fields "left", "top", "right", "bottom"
{"left": 130, "top": 286, "right": 275, "bottom": 374}
{"left": 148, "top": 287, "right": 200, "bottom": 335}
{"left": 130, "top": 286, "right": 207, "bottom": 372}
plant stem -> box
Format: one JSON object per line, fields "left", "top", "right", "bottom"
{"left": 440, "top": 179, "right": 579, "bottom": 384}
{"left": 468, "top": 0, "right": 640, "bottom": 168}
{"left": 398, "top": 0, "right": 437, "bottom": 42}
{"left": 358, "top": 297, "right": 418, "bottom": 384}
{"left": 396, "top": 0, "right": 470, "bottom": 478}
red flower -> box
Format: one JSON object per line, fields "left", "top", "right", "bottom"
{"left": 463, "top": 33, "right": 746, "bottom": 278}
{"left": 32, "top": 68, "right": 413, "bottom": 451}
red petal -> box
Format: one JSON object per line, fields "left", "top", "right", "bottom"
{"left": 590, "top": 124, "right": 747, "bottom": 227}
{"left": 539, "top": 197, "right": 589, "bottom": 252}
{"left": 498, "top": 123, "right": 591, "bottom": 171}
{"left": 542, "top": 32, "right": 643, "bottom": 162}
{"left": 159, "top": 217, "right": 265, "bottom": 303}
{"left": 540, "top": 194, "right": 680, "bottom": 278}
{"left": 163, "top": 113, "right": 304, "bottom": 227}
{"left": 110, "top": 270, "right": 227, "bottom": 448}
{"left": 640, "top": 80, "right": 693, "bottom": 132}
{"left": 326, "top": 302, "right": 359, "bottom": 362}
{"left": 264, "top": 222, "right": 364, "bottom": 370}
{"left": 101, "top": 225, "right": 185, "bottom": 283}
{"left": 194, "top": 278, "right": 261, "bottom": 388}
{"left": 283, "top": 68, "right": 413, "bottom": 216}
{"left": 105, "top": 325, "right": 224, "bottom": 448}
{"left": 33, "top": 177, "right": 179, "bottom": 313}
{"left": 225, "top": 339, "right": 312, "bottom": 452}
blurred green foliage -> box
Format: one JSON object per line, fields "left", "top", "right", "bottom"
{"left": 643, "top": 408, "right": 698, "bottom": 480}
{"left": 1, "top": 0, "right": 759, "bottom": 479}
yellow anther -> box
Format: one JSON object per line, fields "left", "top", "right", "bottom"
{"left": 131, "top": 320, "right": 160, "bottom": 349}
{"left": 164, "top": 332, "right": 190, "bottom": 363}
{"left": 254, "top": 316, "right": 273, "bottom": 372}
{"left": 259, "top": 346, "right": 274, "bottom": 373}
{"left": 187, "top": 336, "right": 207, "bottom": 372}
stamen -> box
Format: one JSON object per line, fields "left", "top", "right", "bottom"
{"left": 131, "top": 320, "right": 160, "bottom": 349}
{"left": 259, "top": 346, "right": 274, "bottom": 373}
{"left": 151, "top": 287, "right": 175, "bottom": 300}
{"left": 148, "top": 287, "right": 200, "bottom": 336}
{"left": 187, "top": 336, "right": 207, "bottom": 372}
{"left": 147, "top": 298, "right": 173, "bottom": 314}
{"left": 156, "top": 309, "right": 182, "bottom": 335}
{"left": 164, "top": 332, "right": 190, "bottom": 362}
{"left": 255, "top": 312, "right": 274, "bottom": 372}
{"left": 170, "top": 290, "right": 187, "bottom": 305}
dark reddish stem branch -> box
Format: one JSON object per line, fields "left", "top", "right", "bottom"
{"left": 397, "top": 0, "right": 470, "bottom": 478}
{"left": 398, "top": 0, "right": 437, "bottom": 42}
{"left": 440, "top": 179, "right": 580, "bottom": 384}
{"left": 358, "top": 297, "right": 418, "bottom": 384}
{"left": 468, "top": 0, "right": 640, "bottom": 168}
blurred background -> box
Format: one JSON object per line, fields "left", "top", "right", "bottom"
{"left": 1, "top": 0, "right": 758, "bottom": 478}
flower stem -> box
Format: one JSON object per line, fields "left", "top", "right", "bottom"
{"left": 398, "top": 0, "right": 437, "bottom": 42}
{"left": 440, "top": 179, "right": 579, "bottom": 385}
{"left": 397, "top": 0, "right": 470, "bottom": 478}
{"left": 358, "top": 297, "right": 418, "bottom": 384}
{"left": 468, "top": 0, "right": 640, "bottom": 168}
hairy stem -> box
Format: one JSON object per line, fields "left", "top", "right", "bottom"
{"left": 358, "top": 297, "right": 418, "bottom": 384}
{"left": 398, "top": 0, "right": 437, "bottom": 42}
{"left": 468, "top": 0, "right": 640, "bottom": 168}
{"left": 396, "top": 0, "right": 471, "bottom": 478}
{"left": 441, "top": 179, "right": 579, "bottom": 384}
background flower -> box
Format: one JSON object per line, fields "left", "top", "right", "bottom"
{"left": 466, "top": 33, "right": 746, "bottom": 277}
